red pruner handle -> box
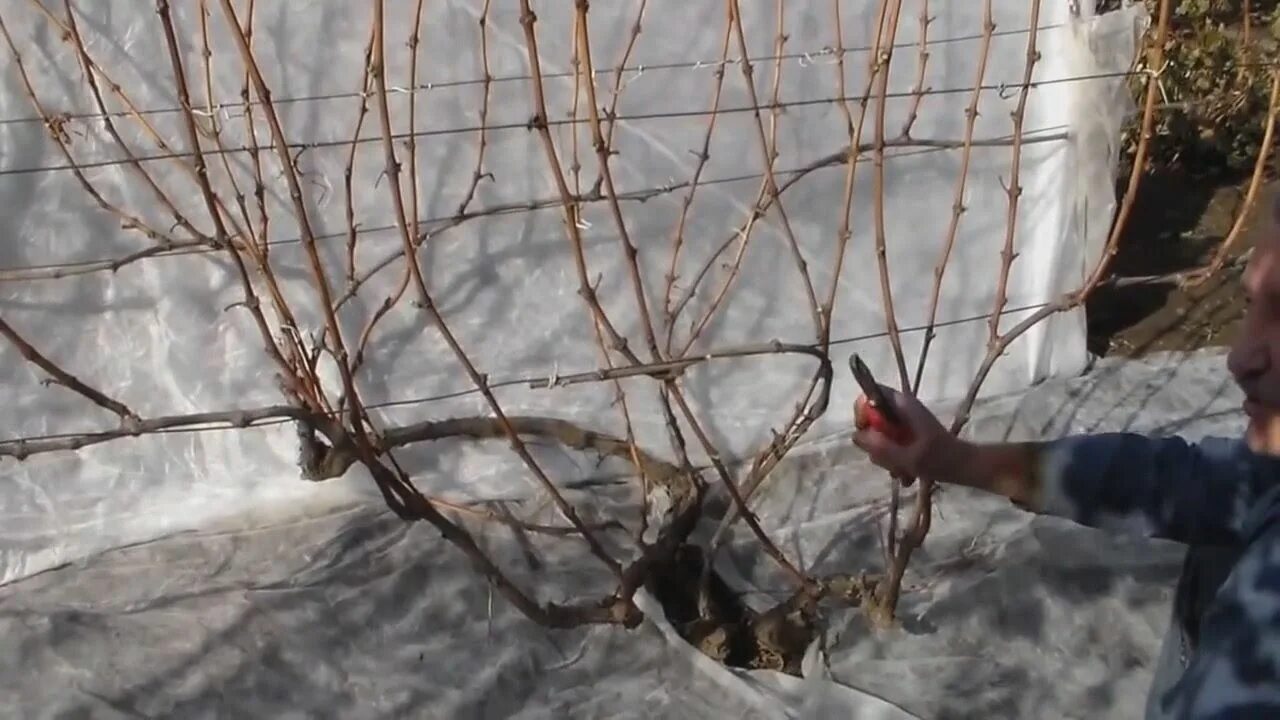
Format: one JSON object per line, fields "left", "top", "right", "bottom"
{"left": 855, "top": 395, "right": 915, "bottom": 446}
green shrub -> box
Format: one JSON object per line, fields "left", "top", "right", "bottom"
{"left": 1112, "top": 0, "right": 1279, "bottom": 179}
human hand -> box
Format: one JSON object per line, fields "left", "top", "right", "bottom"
{"left": 852, "top": 384, "right": 959, "bottom": 485}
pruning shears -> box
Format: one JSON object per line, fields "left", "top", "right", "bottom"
{"left": 848, "top": 353, "right": 915, "bottom": 446}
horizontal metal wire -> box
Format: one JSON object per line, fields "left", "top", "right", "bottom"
{"left": 0, "top": 24, "right": 1060, "bottom": 129}
{"left": 0, "top": 300, "right": 1054, "bottom": 450}
{"left": 0, "top": 65, "right": 1177, "bottom": 179}
{"left": 0, "top": 127, "right": 1070, "bottom": 281}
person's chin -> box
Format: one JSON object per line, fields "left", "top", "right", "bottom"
{"left": 1244, "top": 402, "right": 1280, "bottom": 456}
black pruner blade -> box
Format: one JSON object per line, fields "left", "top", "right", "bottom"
{"left": 848, "top": 353, "right": 904, "bottom": 427}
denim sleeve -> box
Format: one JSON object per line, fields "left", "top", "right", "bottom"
{"left": 1034, "top": 433, "right": 1271, "bottom": 547}
{"left": 1154, "top": 502, "right": 1280, "bottom": 718}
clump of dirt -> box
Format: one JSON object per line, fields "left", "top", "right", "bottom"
{"left": 1086, "top": 171, "right": 1276, "bottom": 358}
{"left": 644, "top": 544, "right": 823, "bottom": 676}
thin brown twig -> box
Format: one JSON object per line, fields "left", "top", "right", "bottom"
{"left": 0, "top": 313, "right": 138, "bottom": 425}
{"left": 1244, "top": 0, "right": 1253, "bottom": 47}
{"left": 569, "top": 10, "right": 587, "bottom": 202}
{"left": 491, "top": 5, "right": 817, "bottom": 587}
{"left": 704, "top": 341, "right": 836, "bottom": 556}
{"left": 217, "top": 0, "right": 364, "bottom": 429}
{"left": 2, "top": 132, "right": 1059, "bottom": 287}
{"left": 1184, "top": 68, "right": 1279, "bottom": 286}
{"left": 571, "top": 0, "right": 661, "bottom": 542}
{"left": 983, "top": 1, "right": 1041, "bottom": 349}
{"left": 869, "top": 0, "right": 1042, "bottom": 629}
{"left": 24, "top": 0, "right": 251, "bottom": 244}
{"left": 898, "top": 0, "right": 932, "bottom": 140}
{"left": 822, "top": 0, "right": 881, "bottom": 349}
{"left": 689, "top": 144, "right": 831, "bottom": 583}
{"left": 193, "top": 0, "right": 304, "bottom": 377}
{"left": 705, "top": 0, "right": 882, "bottom": 556}
{"left": 661, "top": 15, "right": 732, "bottom": 353}
{"left": 0, "top": 13, "right": 174, "bottom": 247}
{"left": 154, "top": 0, "right": 309, "bottom": 408}
{"left": 516, "top": 0, "right": 643, "bottom": 369}
{"left": 350, "top": 1, "right": 432, "bottom": 379}
{"left": 757, "top": 0, "right": 823, "bottom": 338}
{"left": 355, "top": 451, "right": 636, "bottom": 629}
{"left": 575, "top": 0, "right": 662, "bottom": 361}
{"left": 660, "top": 8, "right": 742, "bottom": 558}
{"left": 198, "top": 0, "right": 258, "bottom": 245}
{"left": 344, "top": 26, "right": 378, "bottom": 285}
{"left": 350, "top": 132, "right": 414, "bottom": 377}
{"left": 238, "top": 0, "right": 270, "bottom": 254}
{"left": 709, "top": 0, "right": 894, "bottom": 557}
{"left": 664, "top": 376, "right": 813, "bottom": 590}
{"left": 62, "top": 0, "right": 205, "bottom": 243}
{"left": 563, "top": 20, "right": 598, "bottom": 385}
{"left": 949, "top": 0, "right": 1174, "bottom": 436}
{"left": 155, "top": 1, "right": 231, "bottom": 246}
{"left": 600, "top": 0, "right": 648, "bottom": 151}
{"left": 854, "top": 0, "right": 913, "bottom": 575}
{"left": 0, "top": 338, "right": 832, "bottom": 460}
{"left": 455, "top": 0, "right": 494, "bottom": 218}
{"left": 1, "top": 240, "right": 209, "bottom": 281}
{"left": 911, "top": 0, "right": 994, "bottom": 394}
{"left": 565, "top": 1, "right": 670, "bottom": 548}
{"left": 371, "top": 0, "right": 623, "bottom": 578}
{"left": 862, "top": 0, "right": 908, "bottom": 566}
{"left": 1068, "top": 0, "right": 1174, "bottom": 304}
{"left": 870, "top": 0, "right": 911, "bottom": 393}
{"left": 668, "top": 1, "right": 806, "bottom": 357}
{"left": 682, "top": 0, "right": 820, "bottom": 352}
{"left": 666, "top": 145, "right": 851, "bottom": 343}
{"left": 405, "top": 0, "right": 428, "bottom": 245}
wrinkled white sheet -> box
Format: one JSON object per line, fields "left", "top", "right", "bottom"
{"left": 0, "top": 348, "right": 1243, "bottom": 719}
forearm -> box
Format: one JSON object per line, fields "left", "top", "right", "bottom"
{"left": 936, "top": 440, "right": 1046, "bottom": 511}
{"left": 938, "top": 433, "right": 1262, "bottom": 546}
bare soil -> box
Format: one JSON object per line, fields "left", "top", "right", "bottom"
{"left": 1086, "top": 171, "right": 1277, "bottom": 358}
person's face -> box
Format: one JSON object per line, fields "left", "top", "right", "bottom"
{"left": 1228, "top": 204, "right": 1280, "bottom": 455}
